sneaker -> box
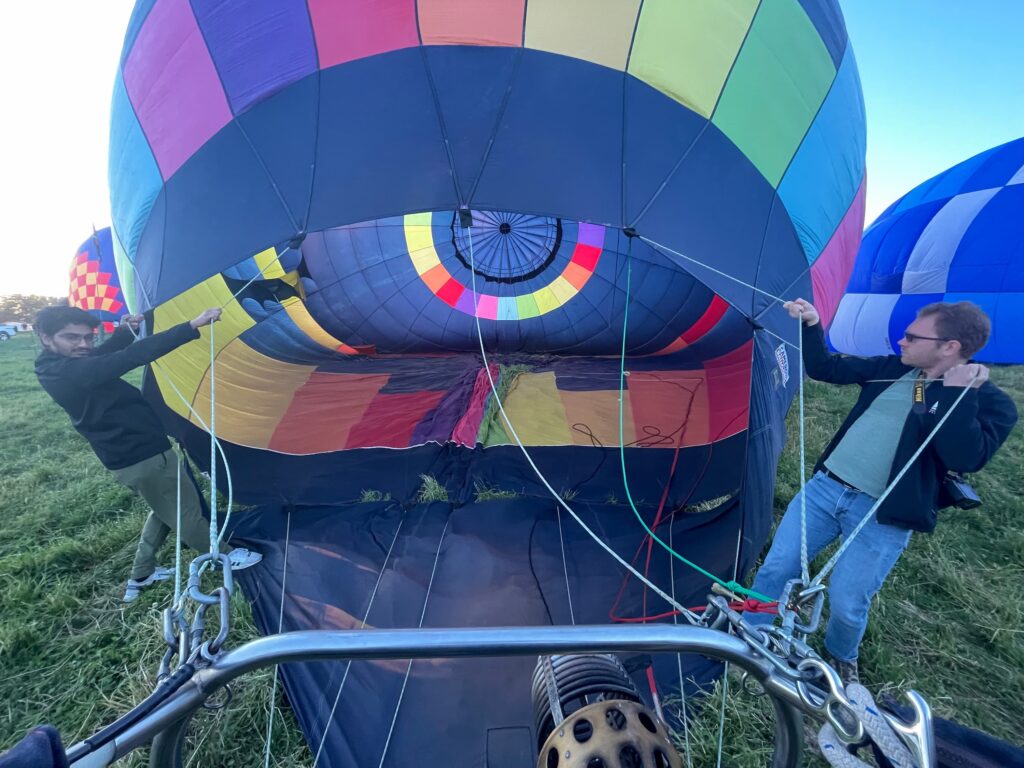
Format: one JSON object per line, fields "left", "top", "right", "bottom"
{"left": 123, "top": 566, "right": 174, "bottom": 603}
{"left": 829, "top": 656, "right": 860, "bottom": 686}
{"left": 227, "top": 548, "right": 263, "bottom": 571}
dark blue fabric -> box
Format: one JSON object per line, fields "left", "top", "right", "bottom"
{"left": 631, "top": 125, "right": 778, "bottom": 328}
{"left": 422, "top": 46, "right": 524, "bottom": 204}
{"left": 235, "top": 75, "right": 321, "bottom": 233}
{"left": 739, "top": 333, "right": 799, "bottom": 570}
{"left": 144, "top": 122, "right": 300, "bottom": 304}
{"left": 0, "top": 726, "right": 67, "bottom": 768}
{"left": 621, "top": 76, "right": 708, "bottom": 226}
{"left": 297, "top": 218, "right": 744, "bottom": 356}
{"left": 751, "top": 197, "right": 814, "bottom": 350}
{"left": 469, "top": 50, "right": 623, "bottom": 226}
{"left": 306, "top": 49, "right": 457, "bottom": 233}
{"left": 124, "top": 44, "right": 813, "bottom": 343}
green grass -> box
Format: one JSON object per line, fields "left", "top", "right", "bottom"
{"left": 1, "top": 331, "right": 1021, "bottom": 766}
{"left": 473, "top": 482, "right": 519, "bottom": 502}
{"left": 415, "top": 474, "right": 449, "bottom": 503}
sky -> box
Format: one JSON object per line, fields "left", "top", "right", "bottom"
{"left": 0, "top": 1, "right": 1021, "bottom": 297}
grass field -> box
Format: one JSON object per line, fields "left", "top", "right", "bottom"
{"left": 0, "top": 331, "right": 1021, "bottom": 766}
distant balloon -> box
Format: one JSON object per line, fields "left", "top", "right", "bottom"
{"left": 829, "top": 137, "right": 1024, "bottom": 362}
{"left": 68, "top": 228, "right": 124, "bottom": 333}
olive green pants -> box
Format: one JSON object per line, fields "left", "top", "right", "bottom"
{"left": 111, "top": 449, "right": 222, "bottom": 581}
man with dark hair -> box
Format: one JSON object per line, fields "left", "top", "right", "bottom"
{"left": 748, "top": 299, "right": 1016, "bottom": 683}
{"left": 35, "top": 305, "right": 261, "bottom": 602}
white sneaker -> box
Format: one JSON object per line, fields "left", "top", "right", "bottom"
{"left": 123, "top": 566, "right": 174, "bottom": 603}
{"left": 227, "top": 548, "right": 263, "bottom": 571}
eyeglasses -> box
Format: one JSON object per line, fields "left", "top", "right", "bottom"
{"left": 55, "top": 332, "right": 96, "bottom": 345}
{"left": 902, "top": 332, "right": 952, "bottom": 344}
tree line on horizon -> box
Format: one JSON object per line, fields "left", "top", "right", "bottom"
{"left": 0, "top": 294, "right": 67, "bottom": 324}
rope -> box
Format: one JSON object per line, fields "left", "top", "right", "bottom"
{"left": 797, "top": 314, "right": 810, "bottom": 584}
{"left": 809, "top": 372, "right": 978, "bottom": 588}
{"left": 312, "top": 514, "right": 406, "bottom": 767}
{"left": 464, "top": 223, "right": 703, "bottom": 625}
{"left": 208, "top": 323, "right": 219, "bottom": 557}
{"left": 125, "top": 324, "right": 235, "bottom": 554}
{"left": 377, "top": 518, "right": 450, "bottom": 768}
{"left": 714, "top": 670, "right": 729, "bottom": 768}
{"left": 669, "top": 514, "right": 693, "bottom": 768}
{"left": 262, "top": 508, "right": 292, "bottom": 768}
{"left": 555, "top": 505, "right": 576, "bottom": 625}
{"left": 174, "top": 449, "right": 183, "bottom": 604}
{"left": 129, "top": 244, "right": 292, "bottom": 570}
{"left": 617, "top": 241, "right": 771, "bottom": 603}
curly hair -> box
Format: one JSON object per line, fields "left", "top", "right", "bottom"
{"left": 917, "top": 301, "right": 991, "bottom": 359}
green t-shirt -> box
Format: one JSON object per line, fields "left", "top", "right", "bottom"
{"left": 824, "top": 370, "right": 917, "bottom": 498}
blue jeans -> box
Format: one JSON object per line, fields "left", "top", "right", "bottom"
{"left": 748, "top": 472, "right": 912, "bottom": 662}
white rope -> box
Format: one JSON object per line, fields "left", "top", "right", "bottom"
{"left": 208, "top": 322, "right": 219, "bottom": 557}
{"left": 377, "top": 518, "right": 450, "bottom": 768}
{"left": 809, "top": 373, "right": 978, "bottom": 588}
{"left": 714, "top": 671, "right": 729, "bottom": 768}
{"left": 262, "top": 508, "right": 292, "bottom": 768}
{"left": 174, "top": 449, "right": 183, "bottom": 604}
{"left": 797, "top": 315, "right": 810, "bottom": 584}
{"left": 313, "top": 515, "right": 407, "bottom": 767}
{"left": 131, "top": 244, "right": 290, "bottom": 562}
{"left": 638, "top": 236, "right": 788, "bottom": 305}
{"left": 125, "top": 323, "right": 235, "bottom": 554}
{"left": 464, "top": 224, "right": 700, "bottom": 624}
{"left": 555, "top": 505, "right": 576, "bottom": 625}
{"left": 669, "top": 516, "right": 693, "bottom": 768}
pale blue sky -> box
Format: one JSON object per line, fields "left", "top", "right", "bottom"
{"left": 1, "top": 1, "right": 1021, "bottom": 295}
{"left": 842, "top": 0, "right": 1024, "bottom": 221}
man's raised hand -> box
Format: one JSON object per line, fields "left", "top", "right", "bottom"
{"left": 943, "top": 363, "right": 989, "bottom": 389}
{"left": 189, "top": 308, "right": 223, "bottom": 329}
{"left": 782, "top": 298, "right": 820, "bottom": 327}
{"left": 119, "top": 314, "right": 144, "bottom": 331}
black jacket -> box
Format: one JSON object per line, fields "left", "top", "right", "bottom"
{"left": 803, "top": 324, "right": 1017, "bottom": 532}
{"left": 35, "top": 323, "right": 200, "bottom": 470}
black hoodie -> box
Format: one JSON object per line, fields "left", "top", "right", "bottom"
{"left": 35, "top": 323, "right": 200, "bottom": 470}
{"left": 803, "top": 324, "right": 1017, "bottom": 532}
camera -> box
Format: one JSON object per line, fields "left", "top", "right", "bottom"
{"left": 940, "top": 473, "right": 982, "bottom": 510}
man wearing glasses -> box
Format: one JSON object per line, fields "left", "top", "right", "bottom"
{"left": 747, "top": 299, "right": 1016, "bottom": 684}
{"left": 34, "top": 306, "right": 262, "bottom": 603}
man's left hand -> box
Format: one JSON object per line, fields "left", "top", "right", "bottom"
{"left": 943, "top": 363, "right": 988, "bottom": 388}
{"left": 120, "top": 314, "right": 144, "bottom": 331}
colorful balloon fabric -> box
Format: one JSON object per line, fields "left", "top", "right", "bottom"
{"left": 829, "top": 137, "right": 1024, "bottom": 363}
{"left": 109, "top": 0, "right": 867, "bottom": 471}
{"left": 109, "top": 2, "right": 866, "bottom": 766}
{"left": 68, "top": 228, "right": 124, "bottom": 333}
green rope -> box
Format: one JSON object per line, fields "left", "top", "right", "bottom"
{"left": 616, "top": 244, "right": 771, "bottom": 603}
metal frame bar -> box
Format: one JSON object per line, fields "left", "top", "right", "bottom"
{"left": 67, "top": 625, "right": 808, "bottom": 768}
